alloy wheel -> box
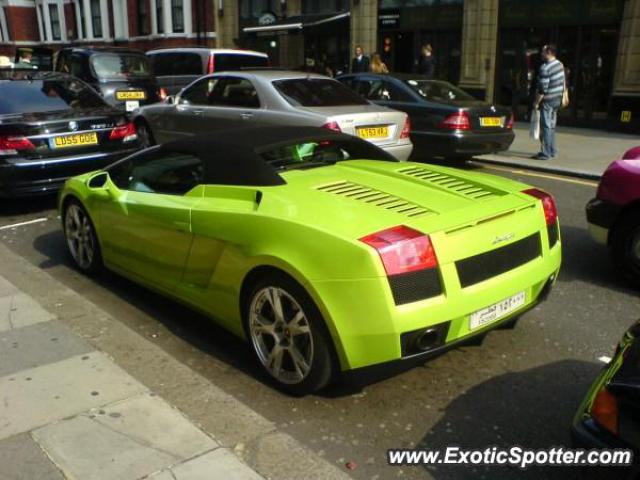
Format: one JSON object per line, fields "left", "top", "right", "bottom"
{"left": 249, "top": 286, "right": 314, "bottom": 385}
{"left": 65, "top": 204, "right": 95, "bottom": 270}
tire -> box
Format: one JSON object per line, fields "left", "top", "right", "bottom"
{"left": 136, "top": 120, "right": 155, "bottom": 148}
{"left": 63, "top": 200, "right": 103, "bottom": 274}
{"left": 244, "top": 272, "right": 335, "bottom": 395}
{"left": 610, "top": 213, "right": 640, "bottom": 287}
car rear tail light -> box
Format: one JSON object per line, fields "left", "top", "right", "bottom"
{"left": 522, "top": 188, "right": 558, "bottom": 226}
{"left": 158, "top": 87, "right": 168, "bottom": 101}
{"left": 360, "top": 225, "right": 438, "bottom": 276}
{"left": 322, "top": 121, "right": 342, "bottom": 133}
{"left": 207, "top": 54, "right": 215, "bottom": 74}
{"left": 400, "top": 116, "right": 411, "bottom": 139}
{"left": 506, "top": 113, "right": 514, "bottom": 129}
{"left": 0, "top": 136, "right": 35, "bottom": 155}
{"left": 109, "top": 122, "right": 137, "bottom": 143}
{"left": 438, "top": 111, "right": 471, "bottom": 130}
{"left": 591, "top": 386, "right": 618, "bottom": 435}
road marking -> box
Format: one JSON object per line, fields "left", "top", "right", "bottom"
{"left": 598, "top": 355, "right": 612, "bottom": 364}
{"left": 0, "top": 217, "right": 49, "bottom": 231}
{"left": 476, "top": 164, "right": 599, "bottom": 187}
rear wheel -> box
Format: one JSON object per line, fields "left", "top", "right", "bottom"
{"left": 136, "top": 120, "right": 155, "bottom": 148}
{"left": 63, "top": 200, "right": 102, "bottom": 274}
{"left": 245, "top": 273, "right": 334, "bottom": 395}
{"left": 611, "top": 213, "right": 640, "bottom": 286}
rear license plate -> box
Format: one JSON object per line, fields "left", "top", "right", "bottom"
{"left": 469, "top": 291, "right": 525, "bottom": 330}
{"left": 357, "top": 126, "right": 389, "bottom": 139}
{"left": 116, "top": 90, "right": 146, "bottom": 100}
{"left": 480, "top": 117, "right": 502, "bottom": 127}
{"left": 51, "top": 132, "right": 98, "bottom": 149}
{"left": 125, "top": 101, "right": 140, "bottom": 112}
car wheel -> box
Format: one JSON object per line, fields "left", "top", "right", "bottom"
{"left": 245, "top": 273, "right": 334, "bottom": 395}
{"left": 611, "top": 213, "right": 640, "bottom": 286}
{"left": 136, "top": 121, "right": 155, "bottom": 148}
{"left": 63, "top": 200, "right": 102, "bottom": 274}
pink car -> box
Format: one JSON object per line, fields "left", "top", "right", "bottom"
{"left": 586, "top": 146, "right": 640, "bottom": 284}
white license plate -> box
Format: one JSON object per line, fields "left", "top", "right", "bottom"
{"left": 469, "top": 291, "right": 525, "bottom": 330}
{"left": 125, "top": 100, "right": 140, "bottom": 112}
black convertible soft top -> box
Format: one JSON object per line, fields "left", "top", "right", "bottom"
{"left": 158, "top": 126, "right": 396, "bottom": 187}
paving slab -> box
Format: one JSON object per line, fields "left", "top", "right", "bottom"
{"left": 0, "top": 433, "right": 63, "bottom": 480}
{"left": 34, "top": 393, "right": 218, "bottom": 480}
{"left": 0, "top": 276, "right": 18, "bottom": 297}
{"left": 170, "top": 449, "right": 264, "bottom": 480}
{"left": 0, "top": 320, "right": 93, "bottom": 377}
{"left": 0, "top": 292, "right": 55, "bottom": 333}
{"left": 0, "top": 352, "right": 146, "bottom": 440}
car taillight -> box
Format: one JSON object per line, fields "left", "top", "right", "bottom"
{"left": 158, "top": 87, "right": 168, "bottom": 101}
{"left": 360, "top": 225, "right": 438, "bottom": 276}
{"left": 207, "top": 54, "right": 214, "bottom": 74}
{"left": 400, "top": 116, "right": 411, "bottom": 139}
{"left": 322, "top": 121, "right": 341, "bottom": 133}
{"left": 591, "top": 387, "right": 618, "bottom": 435}
{"left": 109, "top": 122, "right": 137, "bottom": 142}
{"left": 0, "top": 136, "right": 35, "bottom": 155}
{"left": 523, "top": 188, "right": 558, "bottom": 226}
{"left": 438, "top": 111, "right": 471, "bottom": 130}
{"left": 506, "top": 113, "right": 514, "bottom": 129}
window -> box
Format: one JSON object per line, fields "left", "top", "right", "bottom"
{"left": 404, "top": 79, "right": 475, "bottom": 103}
{"left": 171, "top": 0, "right": 184, "bottom": 33}
{"left": 91, "top": 53, "right": 151, "bottom": 79}
{"left": 90, "top": 0, "right": 102, "bottom": 37}
{"left": 48, "top": 4, "right": 61, "bottom": 41}
{"left": 156, "top": 0, "right": 164, "bottom": 33}
{"left": 273, "top": 78, "right": 369, "bottom": 107}
{"left": 213, "top": 54, "right": 268, "bottom": 71}
{"left": 109, "top": 151, "right": 204, "bottom": 195}
{"left": 137, "top": 0, "right": 149, "bottom": 35}
{"left": 149, "top": 52, "right": 202, "bottom": 77}
{"left": 180, "top": 77, "right": 217, "bottom": 105}
{"left": 209, "top": 77, "right": 260, "bottom": 108}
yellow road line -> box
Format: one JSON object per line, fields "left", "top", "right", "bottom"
{"left": 477, "top": 164, "right": 599, "bottom": 187}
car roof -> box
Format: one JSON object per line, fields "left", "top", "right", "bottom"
{"left": 60, "top": 46, "right": 146, "bottom": 55}
{"left": 152, "top": 126, "right": 391, "bottom": 187}
{"left": 340, "top": 72, "right": 455, "bottom": 84}
{"left": 219, "top": 69, "right": 328, "bottom": 81}
{"left": 146, "top": 48, "right": 268, "bottom": 57}
{"left": 0, "top": 70, "right": 73, "bottom": 81}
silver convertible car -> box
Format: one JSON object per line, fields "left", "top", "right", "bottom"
{"left": 132, "top": 70, "right": 413, "bottom": 160}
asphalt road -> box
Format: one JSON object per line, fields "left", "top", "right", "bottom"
{"left": 1, "top": 162, "right": 637, "bottom": 480}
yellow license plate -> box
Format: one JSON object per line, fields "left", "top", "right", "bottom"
{"left": 52, "top": 132, "right": 98, "bottom": 149}
{"left": 480, "top": 117, "right": 502, "bottom": 127}
{"left": 357, "top": 126, "right": 389, "bottom": 139}
{"left": 116, "top": 91, "right": 146, "bottom": 100}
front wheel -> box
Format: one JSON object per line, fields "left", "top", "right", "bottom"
{"left": 63, "top": 200, "right": 102, "bottom": 274}
{"left": 245, "top": 273, "right": 334, "bottom": 395}
{"left": 611, "top": 213, "right": 640, "bottom": 287}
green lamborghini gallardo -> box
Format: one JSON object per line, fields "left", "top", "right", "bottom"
{"left": 59, "top": 126, "right": 561, "bottom": 394}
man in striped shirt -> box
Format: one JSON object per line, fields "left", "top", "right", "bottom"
{"left": 532, "top": 44, "right": 565, "bottom": 160}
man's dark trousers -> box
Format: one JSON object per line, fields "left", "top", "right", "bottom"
{"left": 540, "top": 97, "right": 562, "bottom": 159}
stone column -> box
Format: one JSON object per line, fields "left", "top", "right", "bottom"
{"left": 214, "top": 0, "right": 239, "bottom": 48}
{"left": 350, "top": 0, "right": 377, "bottom": 62}
{"left": 279, "top": 0, "right": 303, "bottom": 68}
{"left": 458, "top": 0, "right": 499, "bottom": 101}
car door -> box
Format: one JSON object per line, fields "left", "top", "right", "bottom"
{"left": 99, "top": 148, "right": 204, "bottom": 289}
{"left": 202, "top": 76, "right": 262, "bottom": 130}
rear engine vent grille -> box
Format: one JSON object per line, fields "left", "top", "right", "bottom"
{"left": 397, "top": 166, "right": 504, "bottom": 200}
{"left": 316, "top": 181, "right": 433, "bottom": 218}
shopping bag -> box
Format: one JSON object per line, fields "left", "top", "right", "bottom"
{"left": 529, "top": 109, "right": 540, "bottom": 140}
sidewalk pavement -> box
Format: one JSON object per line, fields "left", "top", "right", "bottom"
{"left": 0, "top": 241, "right": 350, "bottom": 480}
{"left": 475, "top": 123, "right": 639, "bottom": 180}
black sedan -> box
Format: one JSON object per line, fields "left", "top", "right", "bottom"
{"left": 338, "top": 73, "right": 514, "bottom": 161}
{"left": 0, "top": 71, "right": 140, "bottom": 197}
{"left": 572, "top": 320, "right": 640, "bottom": 476}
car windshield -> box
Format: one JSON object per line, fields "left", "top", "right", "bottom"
{"left": 0, "top": 77, "right": 107, "bottom": 114}
{"left": 259, "top": 139, "right": 393, "bottom": 170}
{"left": 91, "top": 53, "right": 151, "bottom": 79}
{"left": 273, "top": 78, "right": 369, "bottom": 107}
{"left": 404, "top": 79, "right": 476, "bottom": 103}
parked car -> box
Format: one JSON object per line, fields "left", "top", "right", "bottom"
{"left": 147, "top": 48, "right": 269, "bottom": 96}
{"left": 572, "top": 319, "right": 640, "bottom": 476}
{"left": 133, "top": 70, "right": 413, "bottom": 160}
{"left": 337, "top": 73, "right": 515, "bottom": 161}
{"left": 586, "top": 147, "right": 640, "bottom": 285}
{"left": 54, "top": 47, "right": 161, "bottom": 112}
{"left": 0, "top": 71, "right": 139, "bottom": 197}
{"left": 59, "top": 126, "right": 561, "bottom": 394}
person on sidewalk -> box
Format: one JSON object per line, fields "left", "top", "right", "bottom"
{"left": 351, "top": 46, "right": 370, "bottom": 73}
{"left": 370, "top": 53, "right": 389, "bottom": 74}
{"left": 417, "top": 44, "right": 435, "bottom": 79}
{"left": 532, "top": 44, "right": 565, "bottom": 160}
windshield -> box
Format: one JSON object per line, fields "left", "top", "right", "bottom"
{"left": 91, "top": 53, "right": 151, "bottom": 79}
{"left": 259, "top": 139, "right": 394, "bottom": 170}
{"left": 0, "top": 77, "right": 107, "bottom": 114}
{"left": 273, "top": 78, "right": 369, "bottom": 107}
{"left": 404, "top": 79, "right": 476, "bottom": 103}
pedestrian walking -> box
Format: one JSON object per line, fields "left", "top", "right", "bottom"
{"left": 532, "top": 44, "right": 565, "bottom": 160}
{"left": 351, "top": 45, "right": 370, "bottom": 73}
{"left": 370, "top": 53, "right": 389, "bottom": 74}
{"left": 417, "top": 44, "right": 435, "bottom": 79}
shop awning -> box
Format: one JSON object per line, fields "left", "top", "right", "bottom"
{"left": 242, "top": 12, "right": 350, "bottom": 34}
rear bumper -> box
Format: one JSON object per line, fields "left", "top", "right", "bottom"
{"left": 381, "top": 141, "right": 413, "bottom": 161}
{"left": 585, "top": 197, "right": 622, "bottom": 245}
{"left": 0, "top": 148, "right": 137, "bottom": 197}
{"left": 411, "top": 129, "right": 515, "bottom": 158}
